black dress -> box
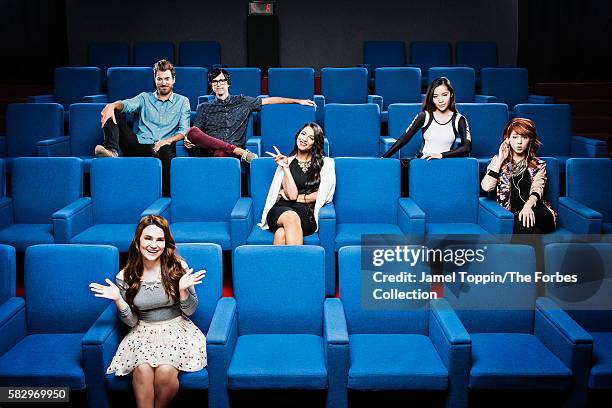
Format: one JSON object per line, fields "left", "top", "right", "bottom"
{"left": 510, "top": 168, "right": 555, "bottom": 234}
{"left": 266, "top": 159, "right": 318, "bottom": 236}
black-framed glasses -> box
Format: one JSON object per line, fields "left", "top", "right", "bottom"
{"left": 211, "top": 79, "right": 227, "bottom": 85}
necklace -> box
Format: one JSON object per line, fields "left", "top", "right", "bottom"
{"left": 510, "top": 163, "right": 527, "bottom": 204}
{"left": 510, "top": 158, "right": 527, "bottom": 178}
{"left": 296, "top": 157, "right": 312, "bottom": 173}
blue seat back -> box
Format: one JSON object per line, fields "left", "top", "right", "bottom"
{"left": 12, "top": 158, "right": 82, "bottom": 224}
{"left": 334, "top": 158, "right": 399, "bottom": 224}
{"left": 325, "top": 104, "right": 380, "bottom": 157}
{"left": 545, "top": 243, "right": 612, "bottom": 332}
{"left": 456, "top": 103, "right": 508, "bottom": 158}
{"left": 514, "top": 104, "right": 572, "bottom": 157}
{"left": 0, "top": 159, "right": 5, "bottom": 195}
{"left": 133, "top": 42, "right": 175, "bottom": 67}
{"left": 6, "top": 103, "right": 64, "bottom": 157}
{"left": 175, "top": 243, "right": 223, "bottom": 331}
{"left": 455, "top": 41, "right": 498, "bottom": 73}
{"left": 410, "top": 41, "right": 452, "bottom": 71}
{"left": 69, "top": 103, "right": 105, "bottom": 157}
{"left": 88, "top": 42, "right": 130, "bottom": 70}
{"left": 481, "top": 67, "right": 529, "bottom": 108}
{"left": 54, "top": 67, "right": 102, "bottom": 109}
{"left": 387, "top": 103, "right": 423, "bottom": 158}
{"left": 566, "top": 158, "right": 612, "bottom": 222}
{"left": 429, "top": 67, "right": 476, "bottom": 103}
{"left": 0, "top": 245, "right": 16, "bottom": 303}
{"left": 226, "top": 67, "right": 261, "bottom": 97}
{"left": 233, "top": 245, "right": 325, "bottom": 335}
{"left": 107, "top": 67, "right": 154, "bottom": 102}
{"left": 375, "top": 68, "right": 421, "bottom": 109}
{"left": 321, "top": 67, "right": 368, "bottom": 104}
{"left": 90, "top": 158, "right": 161, "bottom": 224}
{"left": 260, "top": 105, "right": 316, "bottom": 155}
{"left": 170, "top": 158, "right": 240, "bottom": 223}
{"left": 249, "top": 158, "right": 279, "bottom": 223}
{"left": 268, "top": 68, "right": 314, "bottom": 99}
{"left": 444, "top": 244, "right": 536, "bottom": 333}
{"left": 174, "top": 67, "right": 207, "bottom": 109}
{"left": 25, "top": 244, "right": 118, "bottom": 334}
{"left": 364, "top": 41, "right": 406, "bottom": 70}
{"left": 179, "top": 41, "right": 221, "bottom": 69}
{"left": 409, "top": 158, "right": 479, "bottom": 223}
{"left": 339, "top": 246, "right": 430, "bottom": 334}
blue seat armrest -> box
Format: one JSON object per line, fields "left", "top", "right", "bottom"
{"left": 380, "top": 137, "right": 398, "bottom": 158}
{"left": 198, "top": 95, "right": 215, "bottom": 105}
{"left": 536, "top": 298, "right": 593, "bottom": 344}
{"left": 478, "top": 197, "right": 514, "bottom": 235}
{"left": 37, "top": 136, "right": 71, "bottom": 157}
{"left": 231, "top": 197, "right": 253, "bottom": 248}
{"left": 398, "top": 197, "right": 425, "bottom": 236}
{"left": 0, "top": 297, "right": 27, "bottom": 358}
{"left": 207, "top": 297, "right": 237, "bottom": 408}
{"left": 245, "top": 137, "right": 261, "bottom": 158}
{"left": 175, "top": 140, "right": 188, "bottom": 157}
{"left": 52, "top": 197, "right": 93, "bottom": 243}
{"left": 528, "top": 94, "right": 554, "bottom": 103}
{"left": 324, "top": 298, "right": 349, "bottom": 345}
{"left": 207, "top": 297, "right": 237, "bottom": 346}
{"left": 318, "top": 202, "right": 336, "bottom": 220}
{"left": 28, "top": 95, "right": 55, "bottom": 103}
{"left": 323, "top": 137, "right": 330, "bottom": 156}
{"left": 141, "top": 198, "right": 171, "bottom": 220}
{"left": 399, "top": 197, "right": 425, "bottom": 218}
{"left": 314, "top": 95, "right": 325, "bottom": 125}
{"left": 558, "top": 196, "right": 603, "bottom": 234}
{"left": 367, "top": 94, "right": 383, "bottom": 112}
{"left": 0, "top": 197, "right": 14, "bottom": 228}
{"left": 474, "top": 94, "right": 497, "bottom": 103}
{"left": 572, "top": 135, "right": 608, "bottom": 158}
{"left": 430, "top": 298, "right": 471, "bottom": 345}
{"left": 83, "top": 94, "right": 108, "bottom": 103}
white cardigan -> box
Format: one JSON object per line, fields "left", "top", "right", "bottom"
{"left": 258, "top": 156, "right": 336, "bottom": 232}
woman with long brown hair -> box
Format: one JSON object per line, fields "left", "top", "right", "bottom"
{"left": 89, "top": 215, "right": 206, "bottom": 407}
{"left": 481, "top": 118, "right": 557, "bottom": 233}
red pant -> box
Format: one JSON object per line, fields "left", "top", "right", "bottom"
{"left": 186, "top": 127, "right": 237, "bottom": 157}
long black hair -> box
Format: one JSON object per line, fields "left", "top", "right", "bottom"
{"left": 421, "top": 76, "right": 457, "bottom": 113}
{"left": 289, "top": 122, "right": 325, "bottom": 193}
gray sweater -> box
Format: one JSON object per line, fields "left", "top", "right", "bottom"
{"left": 116, "top": 278, "right": 198, "bottom": 327}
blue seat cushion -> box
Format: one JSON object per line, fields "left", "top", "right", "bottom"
{"left": 0, "top": 334, "right": 85, "bottom": 389}
{"left": 470, "top": 333, "right": 571, "bottom": 389}
{"left": 540, "top": 228, "right": 580, "bottom": 245}
{"left": 426, "top": 223, "right": 489, "bottom": 235}
{"left": 171, "top": 222, "right": 231, "bottom": 250}
{"left": 71, "top": 224, "right": 137, "bottom": 252}
{"left": 348, "top": 334, "right": 448, "bottom": 390}
{"left": 0, "top": 224, "right": 54, "bottom": 251}
{"left": 247, "top": 226, "right": 320, "bottom": 245}
{"left": 227, "top": 334, "right": 327, "bottom": 390}
{"left": 335, "top": 223, "right": 404, "bottom": 250}
{"left": 589, "top": 332, "right": 612, "bottom": 389}
{"left": 107, "top": 367, "right": 209, "bottom": 391}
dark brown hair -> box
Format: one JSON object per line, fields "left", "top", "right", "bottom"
{"left": 289, "top": 122, "right": 325, "bottom": 192}
{"left": 123, "top": 215, "right": 184, "bottom": 313}
{"left": 153, "top": 59, "right": 176, "bottom": 78}
{"left": 501, "top": 117, "right": 542, "bottom": 168}
{"left": 421, "top": 77, "right": 457, "bottom": 113}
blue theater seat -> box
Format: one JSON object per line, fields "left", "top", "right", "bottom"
{"left": 325, "top": 104, "right": 381, "bottom": 157}
{"left": 444, "top": 244, "right": 591, "bottom": 405}
{"left": 380, "top": 103, "right": 423, "bottom": 158}
{"left": 84, "top": 243, "right": 231, "bottom": 408}
{"left": 455, "top": 41, "right": 498, "bottom": 86}
{"left": 428, "top": 67, "right": 496, "bottom": 103}
{"left": 374, "top": 67, "right": 421, "bottom": 122}
{"left": 409, "top": 41, "right": 452, "bottom": 87}
{"left": 361, "top": 41, "right": 406, "bottom": 86}
{"left": 168, "top": 158, "right": 246, "bottom": 250}
{"left": 226, "top": 246, "right": 341, "bottom": 406}
{"left": 407, "top": 158, "right": 513, "bottom": 236}
{"left": 245, "top": 158, "right": 336, "bottom": 295}
{"left": 133, "top": 41, "right": 175, "bottom": 67}
{"left": 330, "top": 246, "right": 470, "bottom": 407}
{"left": 0, "top": 245, "right": 117, "bottom": 392}
{"left": 179, "top": 41, "right": 221, "bottom": 70}
{"left": 0, "top": 158, "right": 83, "bottom": 251}
{"left": 53, "top": 158, "right": 166, "bottom": 251}
{"left": 225, "top": 67, "right": 261, "bottom": 97}
{"left": 514, "top": 104, "right": 608, "bottom": 167}
{"left": 0, "top": 245, "right": 19, "bottom": 330}
{"left": 84, "top": 67, "right": 153, "bottom": 104}
{"left": 267, "top": 67, "right": 315, "bottom": 100}
{"left": 174, "top": 67, "right": 208, "bottom": 121}
{"left": 88, "top": 42, "right": 130, "bottom": 71}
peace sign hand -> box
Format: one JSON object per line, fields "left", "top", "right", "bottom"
{"left": 179, "top": 268, "right": 206, "bottom": 291}
{"left": 265, "top": 145, "right": 289, "bottom": 168}
{"left": 89, "top": 279, "right": 121, "bottom": 301}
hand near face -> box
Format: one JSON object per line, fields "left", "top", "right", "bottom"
{"left": 179, "top": 268, "right": 206, "bottom": 291}
{"left": 498, "top": 140, "right": 510, "bottom": 160}
{"left": 89, "top": 279, "right": 121, "bottom": 301}
{"left": 265, "top": 145, "right": 289, "bottom": 168}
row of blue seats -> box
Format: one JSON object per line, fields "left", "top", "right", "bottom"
{"left": 26, "top": 65, "right": 549, "bottom": 122}
{"left": 1, "top": 156, "right": 610, "bottom": 296}
{"left": 2, "top": 102, "right": 606, "bottom": 172}
{"left": 1, "top": 242, "right": 610, "bottom": 407}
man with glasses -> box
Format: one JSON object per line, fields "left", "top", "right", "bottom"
{"left": 184, "top": 68, "right": 315, "bottom": 162}
{"left": 94, "top": 59, "right": 190, "bottom": 197}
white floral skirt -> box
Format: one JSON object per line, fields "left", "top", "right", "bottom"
{"left": 107, "top": 316, "right": 207, "bottom": 376}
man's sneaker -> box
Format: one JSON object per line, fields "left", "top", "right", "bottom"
{"left": 240, "top": 149, "right": 257, "bottom": 163}
{"left": 95, "top": 145, "right": 118, "bottom": 158}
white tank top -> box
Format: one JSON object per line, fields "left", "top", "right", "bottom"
{"left": 421, "top": 111, "right": 458, "bottom": 155}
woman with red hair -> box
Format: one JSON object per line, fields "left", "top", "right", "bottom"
{"left": 481, "top": 118, "right": 557, "bottom": 234}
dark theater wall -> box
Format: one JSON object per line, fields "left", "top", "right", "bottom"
{"left": 65, "top": 0, "right": 519, "bottom": 70}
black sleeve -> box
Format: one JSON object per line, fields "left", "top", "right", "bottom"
{"left": 382, "top": 112, "right": 426, "bottom": 158}
{"left": 193, "top": 104, "right": 206, "bottom": 129}
{"left": 441, "top": 115, "right": 472, "bottom": 158}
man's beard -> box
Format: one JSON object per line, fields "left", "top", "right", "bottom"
{"left": 157, "top": 85, "right": 173, "bottom": 96}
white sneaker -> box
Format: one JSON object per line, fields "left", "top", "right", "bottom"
{"left": 95, "top": 145, "right": 118, "bottom": 158}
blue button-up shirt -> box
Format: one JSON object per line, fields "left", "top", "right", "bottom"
{"left": 194, "top": 95, "right": 262, "bottom": 147}
{"left": 122, "top": 92, "right": 190, "bottom": 144}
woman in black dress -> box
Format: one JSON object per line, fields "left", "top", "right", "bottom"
{"left": 260, "top": 122, "right": 335, "bottom": 245}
